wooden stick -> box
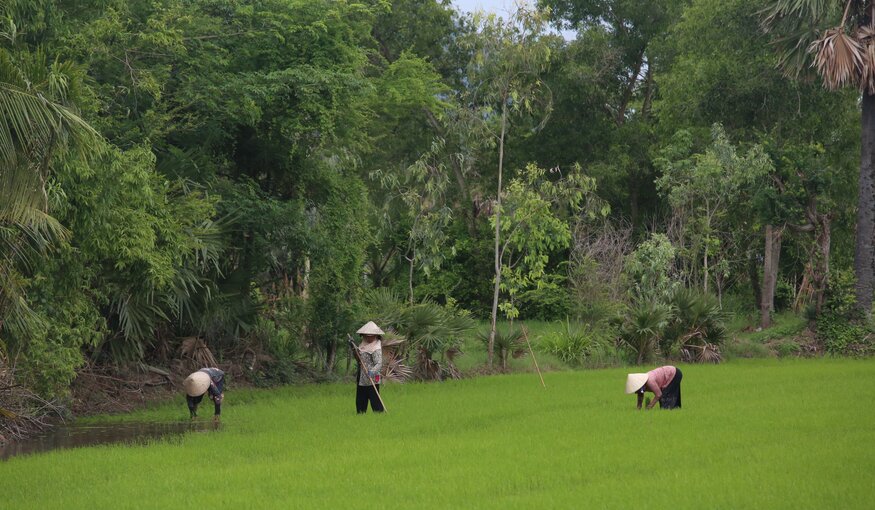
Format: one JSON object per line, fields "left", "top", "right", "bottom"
{"left": 521, "top": 325, "right": 546, "bottom": 388}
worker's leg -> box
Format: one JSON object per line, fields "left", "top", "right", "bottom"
{"left": 368, "top": 384, "right": 384, "bottom": 413}
{"left": 356, "top": 385, "right": 369, "bottom": 414}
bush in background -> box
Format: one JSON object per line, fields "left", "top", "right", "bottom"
{"left": 816, "top": 269, "right": 873, "bottom": 355}
{"left": 541, "top": 320, "right": 614, "bottom": 367}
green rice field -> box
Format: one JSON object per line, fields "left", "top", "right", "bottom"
{"left": 2, "top": 358, "right": 874, "bottom": 509}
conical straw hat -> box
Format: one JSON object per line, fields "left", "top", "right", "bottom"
{"left": 184, "top": 371, "right": 211, "bottom": 397}
{"left": 356, "top": 321, "right": 384, "bottom": 335}
{"left": 625, "top": 373, "right": 648, "bottom": 394}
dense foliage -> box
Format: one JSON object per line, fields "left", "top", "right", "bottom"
{"left": 0, "top": 0, "right": 872, "bottom": 404}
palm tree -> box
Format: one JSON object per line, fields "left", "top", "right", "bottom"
{"left": 762, "top": 1, "right": 875, "bottom": 317}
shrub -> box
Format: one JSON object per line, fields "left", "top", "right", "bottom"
{"left": 821, "top": 269, "right": 858, "bottom": 318}
{"left": 772, "top": 339, "right": 802, "bottom": 357}
{"left": 364, "top": 289, "right": 475, "bottom": 380}
{"left": 815, "top": 269, "right": 873, "bottom": 355}
{"left": 622, "top": 233, "right": 679, "bottom": 301}
{"left": 774, "top": 279, "right": 795, "bottom": 311}
{"left": 540, "top": 320, "right": 612, "bottom": 367}
{"left": 723, "top": 339, "right": 772, "bottom": 359}
{"left": 664, "top": 289, "right": 726, "bottom": 363}
{"left": 816, "top": 315, "right": 872, "bottom": 355}
{"left": 616, "top": 301, "right": 671, "bottom": 364}
{"left": 476, "top": 327, "right": 526, "bottom": 371}
{"left": 516, "top": 273, "right": 572, "bottom": 321}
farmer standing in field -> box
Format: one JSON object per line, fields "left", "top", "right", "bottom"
{"left": 183, "top": 367, "right": 225, "bottom": 422}
{"left": 353, "top": 321, "right": 385, "bottom": 414}
{"left": 625, "top": 365, "right": 682, "bottom": 410}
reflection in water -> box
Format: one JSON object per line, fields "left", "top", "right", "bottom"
{"left": 0, "top": 420, "right": 220, "bottom": 461}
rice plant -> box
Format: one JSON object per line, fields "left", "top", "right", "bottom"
{"left": 1, "top": 359, "right": 873, "bottom": 509}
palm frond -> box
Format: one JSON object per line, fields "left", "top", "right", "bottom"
{"left": 855, "top": 25, "right": 875, "bottom": 93}
{"left": 760, "top": 0, "right": 839, "bottom": 29}
{"left": 809, "top": 27, "right": 863, "bottom": 90}
{"left": 179, "top": 336, "right": 218, "bottom": 369}
{"left": 0, "top": 81, "right": 100, "bottom": 168}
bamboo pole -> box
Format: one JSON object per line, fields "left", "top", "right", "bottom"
{"left": 521, "top": 325, "right": 546, "bottom": 389}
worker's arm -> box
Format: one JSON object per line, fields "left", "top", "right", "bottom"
{"left": 187, "top": 396, "right": 198, "bottom": 419}
{"left": 369, "top": 350, "right": 382, "bottom": 382}
{"left": 645, "top": 380, "right": 662, "bottom": 410}
{"left": 636, "top": 392, "right": 644, "bottom": 410}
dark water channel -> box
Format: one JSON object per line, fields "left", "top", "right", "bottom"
{"left": 0, "top": 420, "right": 219, "bottom": 461}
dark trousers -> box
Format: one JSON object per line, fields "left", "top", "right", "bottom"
{"left": 356, "top": 384, "right": 384, "bottom": 414}
{"left": 659, "top": 368, "right": 683, "bottom": 409}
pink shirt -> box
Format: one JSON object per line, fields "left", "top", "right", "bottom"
{"left": 645, "top": 366, "right": 677, "bottom": 398}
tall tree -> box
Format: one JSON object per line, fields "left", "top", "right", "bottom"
{"left": 458, "top": 8, "right": 553, "bottom": 368}
{"left": 762, "top": 0, "right": 875, "bottom": 317}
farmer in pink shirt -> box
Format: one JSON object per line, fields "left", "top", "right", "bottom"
{"left": 625, "top": 365, "right": 682, "bottom": 410}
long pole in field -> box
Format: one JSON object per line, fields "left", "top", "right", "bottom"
{"left": 521, "top": 324, "right": 546, "bottom": 389}
{"left": 347, "top": 334, "right": 388, "bottom": 413}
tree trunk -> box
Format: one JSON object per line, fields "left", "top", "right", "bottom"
{"left": 761, "top": 224, "right": 783, "bottom": 329}
{"left": 641, "top": 61, "right": 654, "bottom": 118}
{"left": 855, "top": 92, "right": 875, "bottom": 317}
{"left": 325, "top": 342, "right": 337, "bottom": 374}
{"left": 629, "top": 184, "right": 639, "bottom": 232}
{"left": 408, "top": 251, "right": 415, "bottom": 306}
{"left": 703, "top": 249, "right": 709, "bottom": 294}
{"left": 424, "top": 107, "right": 478, "bottom": 238}
{"left": 301, "top": 256, "right": 310, "bottom": 298}
{"left": 748, "top": 249, "right": 762, "bottom": 311}
{"left": 616, "top": 48, "right": 645, "bottom": 126}
{"left": 488, "top": 103, "right": 508, "bottom": 369}
{"left": 812, "top": 215, "right": 832, "bottom": 316}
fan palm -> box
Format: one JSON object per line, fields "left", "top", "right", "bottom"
{"left": 762, "top": 0, "right": 875, "bottom": 317}
{"left": 618, "top": 300, "right": 671, "bottom": 365}
{"left": 664, "top": 289, "right": 726, "bottom": 363}
{"left": 477, "top": 327, "right": 526, "bottom": 371}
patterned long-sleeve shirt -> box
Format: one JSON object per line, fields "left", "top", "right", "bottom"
{"left": 356, "top": 349, "right": 382, "bottom": 386}
{"left": 199, "top": 367, "right": 224, "bottom": 415}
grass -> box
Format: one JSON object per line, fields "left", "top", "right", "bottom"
{"left": 2, "top": 358, "right": 874, "bottom": 508}
{"left": 723, "top": 311, "right": 811, "bottom": 359}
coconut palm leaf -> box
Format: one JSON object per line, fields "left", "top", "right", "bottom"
{"left": 0, "top": 80, "right": 99, "bottom": 166}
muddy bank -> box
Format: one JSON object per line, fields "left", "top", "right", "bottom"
{"left": 2, "top": 356, "right": 325, "bottom": 448}
{"left": 0, "top": 419, "right": 221, "bottom": 461}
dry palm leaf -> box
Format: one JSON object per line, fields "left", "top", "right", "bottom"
{"left": 809, "top": 27, "right": 863, "bottom": 90}
{"left": 382, "top": 349, "right": 413, "bottom": 382}
{"left": 681, "top": 342, "right": 722, "bottom": 364}
{"left": 444, "top": 346, "right": 463, "bottom": 380}
{"left": 855, "top": 25, "right": 875, "bottom": 93}
{"left": 179, "top": 336, "right": 218, "bottom": 369}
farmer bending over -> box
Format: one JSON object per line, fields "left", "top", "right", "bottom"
{"left": 625, "top": 365, "right": 682, "bottom": 410}
{"left": 184, "top": 367, "right": 225, "bottom": 422}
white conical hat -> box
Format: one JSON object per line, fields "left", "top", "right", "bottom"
{"left": 183, "top": 371, "right": 211, "bottom": 397}
{"left": 356, "top": 321, "right": 384, "bottom": 335}
{"left": 625, "top": 373, "right": 648, "bottom": 394}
